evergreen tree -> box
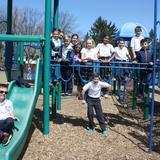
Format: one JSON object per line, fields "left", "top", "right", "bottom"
{"left": 149, "top": 29, "right": 154, "bottom": 40}
{"left": 148, "top": 29, "right": 160, "bottom": 57}
{"left": 89, "top": 16, "right": 117, "bottom": 45}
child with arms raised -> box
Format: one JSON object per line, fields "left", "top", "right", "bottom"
{"left": 82, "top": 73, "right": 111, "bottom": 137}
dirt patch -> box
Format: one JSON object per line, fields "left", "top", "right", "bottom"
{"left": 20, "top": 92, "right": 160, "bottom": 160}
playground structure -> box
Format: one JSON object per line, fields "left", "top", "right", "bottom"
{"left": 0, "top": 37, "right": 43, "bottom": 160}
{"left": 0, "top": 0, "right": 159, "bottom": 159}
{"left": 51, "top": 60, "right": 158, "bottom": 117}
{"left": 115, "top": 22, "right": 149, "bottom": 40}
{"left": 0, "top": 0, "right": 51, "bottom": 159}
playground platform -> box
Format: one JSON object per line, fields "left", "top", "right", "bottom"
{"left": 19, "top": 90, "right": 160, "bottom": 160}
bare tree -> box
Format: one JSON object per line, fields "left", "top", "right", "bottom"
{"left": 0, "top": 8, "right": 7, "bottom": 34}
{"left": 0, "top": 8, "right": 7, "bottom": 67}
{"left": 12, "top": 8, "right": 44, "bottom": 61}
{"left": 12, "top": 7, "right": 44, "bottom": 35}
{"left": 58, "top": 11, "right": 77, "bottom": 35}
{"left": 0, "top": 7, "right": 79, "bottom": 62}
{"left": 0, "top": 7, "right": 44, "bottom": 64}
{"left": 1, "top": 7, "right": 78, "bottom": 36}
{"left": 0, "top": 7, "right": 44, "bottom": 35}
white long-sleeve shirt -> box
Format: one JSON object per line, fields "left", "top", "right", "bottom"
{"left": 0, "top": 99, "right": 13, "bottom": 120}
{"left": 131, "top": 35, "right": 144, "bottom": 52}
{"left": 81, "top": 48, "right": 98, "bottom": 60}
{"left": 96, "top": 43, "right": 115, "bottom": 57}
{"left": 83, "top": 81, "right": 111, "bottom": 98}
{"left": 115, "top": 46, "right": 129, "bottom": 61}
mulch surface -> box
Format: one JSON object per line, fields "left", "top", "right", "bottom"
{"left": 20, "top": 90, "right": 160, "bottom": 160}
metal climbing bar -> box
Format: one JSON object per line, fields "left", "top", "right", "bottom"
{"left": 0, "top": 34, "right": 45, "bottom": 42}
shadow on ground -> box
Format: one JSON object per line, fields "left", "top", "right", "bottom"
{"left": 111, "top": 95, "right": 160, "bottom": 153}
{"left": 18, "top": 96, "right": 160, "bottom": 159}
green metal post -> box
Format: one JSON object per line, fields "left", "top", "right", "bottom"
{"left": 53, "top": 0, "right": 59, "bottom": 29}
{"left": 117, "top": 81, "right": 121, "bottom": 97}
{"left": 43, "top": 0, "right": 52, "bottom": 135}
{"left": 15, "top": 44, "right": 20, "bottom": 77}
{"left": 38, "top": 45, "right": 43, "bottom": 95}
{"left": 52, "top": 83, "right": 57, "bottom": 119}
{"left": 5, "top": 0, "right": 13, "bottom": 82}
{"left": 132, "top": 80, "right": 138, "bottom": 110}
{"left": 113, "top": 79, "right": 116, "bottom": 94}
{"left": 144, "top": 84, "right": 150, "bottom": 120}
{"left": 19, "top": 42, "right": 24, "bottom": 78}
{"left": 57, "top": 80, "right": 61, "bottom": 111}
{"left": 132, "top": 71, "right": 138, "bottom": 110}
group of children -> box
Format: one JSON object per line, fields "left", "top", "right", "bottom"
{"left": 51, "top": 26, "right": 153, "bottom": 97}
{"left": 50, "top": 26, "right": 153, "bottom": 137}
{"left": 0, "top": 26, "right": 153, "bottom": 146}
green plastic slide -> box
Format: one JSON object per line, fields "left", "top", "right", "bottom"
{"left": 0, "top": 58, "right": 42, "bottom": 160}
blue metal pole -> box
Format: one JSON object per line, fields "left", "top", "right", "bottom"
{"left": 149, "top": 0, "right": 157, "bottom": 153}
{"left": 52, "top": 83, "right": 57, "bottom": 119}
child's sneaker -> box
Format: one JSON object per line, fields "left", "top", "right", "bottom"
{"left": 101, "top": 130, "right": 108, "bottom": 137}
{"left": 88, "top": 128, "right": 94, "bottom": 135}
{"left": 2, "top": 132, "right": 12, "bottom": 146}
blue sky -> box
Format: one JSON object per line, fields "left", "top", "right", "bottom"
{"left": 1, "top": 0, "right": 160, "bottom": 36}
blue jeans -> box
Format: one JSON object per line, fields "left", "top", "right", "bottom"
{"left": 0, "top": 118, "right": 14, "bottom": 138}
{"left": 139, "top": 71, "right": 152, "bottom": 94}
{"left": 115, "top": 60, "right": 129, "bottom": 81}
{"left": 86, "top": 96, "right": 106, "bottom": 131}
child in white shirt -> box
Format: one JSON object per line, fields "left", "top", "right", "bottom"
{"left": 82, "top": 73, "right": 111, "bottom": 137}
{"left": 96, "top": 35, "right": 115, "bottom": 62}
{"left": 115, "top": 39, "right": 131, "bottom": 81}
{"left": 80, "top": 38, "right": 98, "bottom": 85}
{"left": 115, "top": 40, "right": 130, "bottom": 61}
{"left": 0, "top": 85, "right": 18, "bottom": 146}
{"left": 96, "top": 35, "right": 115, "bottom": 97}
{"left": 51, "top": 29, "right": 62, "bottom": 62}
{"left": 81, "top": 38, "right": 98, "bottom": 62}
{"left": 131, "top": 26, "right": 144, "bottom": 60}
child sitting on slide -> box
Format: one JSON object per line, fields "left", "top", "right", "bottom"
{"left": 0, "top": 84, "right": 19, "bottom": 146}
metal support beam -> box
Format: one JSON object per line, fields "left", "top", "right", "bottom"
{"left": 53, "top": 0, "right": 59, "bottom": 29}
{"left": 43, "top": 0, "right": 52, "bottom": 135}
{"left": 5, "top": 0, "right": 13, "bottom": 82}
{"left": 149, "top": 0, "right": 158, "bottom": 153}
